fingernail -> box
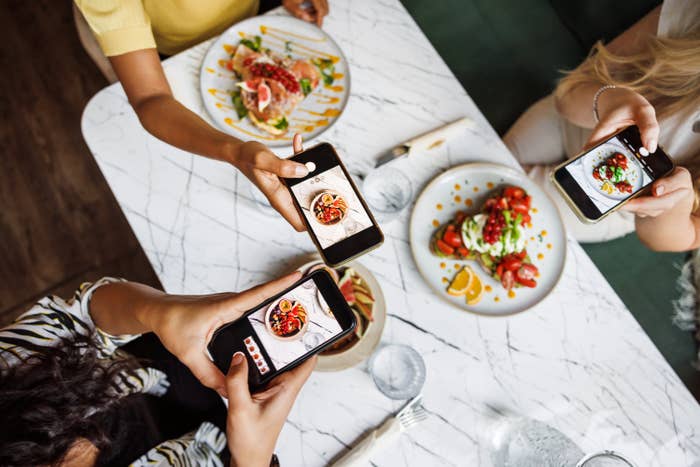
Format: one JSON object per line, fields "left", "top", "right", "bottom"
{"left": 655, "top": 185, "right": 665, "bottom": 196}
{"left": 293, "top": 164, "right": 309, "bottom": 177}
{"left": 231, "top": 352, "right": 245, "bottom": 366}
{"left": 217, "top": 387, "right": 227, "bottom": 397}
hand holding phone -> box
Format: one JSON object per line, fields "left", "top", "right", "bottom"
{"left": 551, "top": 125, "right": 674, "bottom": 223}
{"left": 225, "top": 350, "right": 315, "bottom": 467}
{"left": 282, "top": 142, "right": 384, "bottom": 266}
{"left": 208, "top": 270, "right": 356, "bottom": 392}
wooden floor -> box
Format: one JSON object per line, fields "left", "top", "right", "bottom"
{"left": 0, "top": 0, "right": 160, "bottom": 324}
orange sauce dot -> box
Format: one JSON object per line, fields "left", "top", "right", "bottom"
{"left": 537, "top": 253, "right": 544, "bottom": 260}
{"left": 465, "top": 198, "right": 473, "bottom": 207}
{"left": 454, "top": 184, "right": 461, "bottom": 191}
{"left": 494, "top": 296, "right": 500, "bottom": 302}
{"left": 473, "top": 187, "right": 479, "bottom": 192}
{"left": 484, "top": 285, "right": 493, "bottom": 292}
{"left": 507, "top": 290, "right": 516, "bottom": 299}
{"left": 454, "top": 195, "right": 462, "bottom": 203}
{"left": 436, "top": 204, "right": 443, "bottom": 210}
{"left": 432, "top": 219, "right": 440, "bottom": 227}
{"left": 530, "top": 237, "right": 535, "bottom": 241}
{"left": 527, "top": 223, "right": 532, "bottom": 228}
{"left": 487, "top": 182, "right": 495, "bottom": 189}
{"left": 535, "top": 271, "right": 540, "bottom": 278}
{"left": 440, "top": 262, "right": 446, "bottom": 269}
{"left": 546, "top": 243, "right": 552, "bottom": 250}
{"left": 532, "top": 208, "right": 539, "bottom": 213}
{"left": 442, "top": 277, "right": 449, "bottom": 284}
{"left": 541, "top": 230, "right": 548, "bottom": 236}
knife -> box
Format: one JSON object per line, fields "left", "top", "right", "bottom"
{"left": 374, "top": 117, "right": 475, "bottom": 168}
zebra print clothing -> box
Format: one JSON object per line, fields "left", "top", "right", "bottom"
{"left": 0, "top": 277, "right": 226, "bottom": 466}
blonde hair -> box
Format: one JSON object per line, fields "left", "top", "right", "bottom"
{"left": 556, "top": 36, "right": 700, "bottom": 120}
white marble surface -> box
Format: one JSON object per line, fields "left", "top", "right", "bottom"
{"left": 81, "top": 2, "right": 700, "bottom": 466}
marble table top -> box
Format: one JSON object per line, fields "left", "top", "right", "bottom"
{"left": 81, "top": 2, "right": 700, "bottom": 466}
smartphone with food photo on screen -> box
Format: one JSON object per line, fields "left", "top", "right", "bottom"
{"left": 207, "top": 270, "right": 356, "bottom": 392}
{"left": 283, "top": 143, "right": 384, "bottom": 267}
{"left": 551, "top": 125, "right": 674, "bottom": 223}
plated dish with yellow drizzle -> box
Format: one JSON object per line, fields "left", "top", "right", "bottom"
{"left": 409, "top": 163, "right": 566, "bottom": 316}
{"left": 200, "top": 15, "right": 350, "bottom": 146}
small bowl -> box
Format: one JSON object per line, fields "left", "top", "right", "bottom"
{"left": 264, "top": 298, "right": 308, "bottom": 341}
{"left": 310, "top": 191, "right": 348, "bottom": 226}
{"left": 295, "top": 256, "right": 386, "bottom": 371}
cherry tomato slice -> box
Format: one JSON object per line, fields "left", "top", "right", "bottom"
{"left": 511, "top": 201, "right": 529, "bottom": 214}
{"left": 501, "top": 258, "right": 522, "bottom": 272}
{"left": 457, "top": 247, "right": 469, "bottom": 257}
{"left": 504, "top": 187, "right": 525, "bottom": 200}
{"left": 496, "top": 263, "right": 504, "bottom": 278}
{"left": 515, "top": 276, "right": 537, "bottom": 288}
{"left": 501, "top": 270, "right": 515, "bottom": 290}
{"left": 443, "top": 230, "right": 463, "bottom": 248}
{"left": 520, "top": 263, "right": 539, "bottom": 277}
{"left": 436, "top": 239, "right": 454, "bottom": 256}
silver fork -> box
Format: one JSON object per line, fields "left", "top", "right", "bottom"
{"left": 332, "top": 395, "right": 427, "bottom": 466}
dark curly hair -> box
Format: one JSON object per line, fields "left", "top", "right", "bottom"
{"left": 0, "top": 335, "right": 147, "bottom": 467}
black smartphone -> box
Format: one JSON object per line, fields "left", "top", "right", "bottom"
{"left": 282, "top": 143, "right": 384, "bottom": 267}
{"left": 551, "top": 125, "right": 674, "bottom": 223}
{"left": 207, "top": 270, "right": 356, "bottom": 392}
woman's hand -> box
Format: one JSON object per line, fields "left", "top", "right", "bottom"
{"left": 622, "top": 166, "right": 694, "bottom": 217}
{"left": 148, "top": 272, "right": 303, "bottom": 396}
{"left": 230, "top": 134, "right": 308, "bottom": 231}
{"left": 225, "top": 351, "right": 316, "bottom": 467}
{"left": 282, "top": 0, "right": 329, "bottom": 27}
{"left": 586, "top": 87, "right": 660, "bottom": 152}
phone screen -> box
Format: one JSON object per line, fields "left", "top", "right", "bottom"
{"left": 554, "top": 126, "right": 674, "bottom": 220}
{"left": 208, "top": 271, "right": 355, "bottom": 389}
{"left": 284, "top": 143, "right": 383, "bottom": 266}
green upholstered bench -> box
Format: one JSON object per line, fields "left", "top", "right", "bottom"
{"left": 401, "top": 0, "right": 699, "bottom": 398}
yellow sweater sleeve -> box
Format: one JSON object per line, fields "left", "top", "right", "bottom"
{"left": 74, "top": 0, "right": 156, "bottom": 56}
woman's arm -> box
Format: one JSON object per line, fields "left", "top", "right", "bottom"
{"left": 90, "top": 273, "right": 303, "bottom": 395}
{"left": 554, "top": 6, "right": 661, "bottom": 130}
{"left": 109, "top": 49, "right": 309, "bottom": 230}
{"left": 630, "top": 167, "right": 700, "bottom": 251}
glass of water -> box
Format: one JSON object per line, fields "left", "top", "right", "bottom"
{"left": 362, "top": 167, "right": 413, "bottom": 224}
{"left": 490, "top": 416, "right": 636, "bottom": 467}
{"left": 368, "top": 344, "right": 426, "bottom": 400}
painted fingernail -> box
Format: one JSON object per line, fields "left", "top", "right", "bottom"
{"left": 656, "top": 185, "right": 665, "bottom": 196}
{"left": 293, "top": 164, "right": 309, "bottom": 177}
{"left": 231, "top": 352, "right": 245, "bottom": 366}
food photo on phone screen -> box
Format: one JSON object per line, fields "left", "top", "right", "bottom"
{"left": 564, "top": 135, "right": 652, "bottom": 214}
{"left": 246, "top": 279, "right": 343, "bottom": 371}
{"left": 291, "top": 166, "right": 374, "bottom": 249}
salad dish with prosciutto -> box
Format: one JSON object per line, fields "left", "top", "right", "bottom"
{"left": 226, "top": 35, "right": 335, "bottom": 135}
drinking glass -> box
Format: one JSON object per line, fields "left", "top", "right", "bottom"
{"left": 368, "top": 344, "right": 426, "bottom": 400}
{"left": 489, "top": 416, "right": 636, "bottom": 467}
{"left": 362, "top": 167, "right": 413, "bottom": 224}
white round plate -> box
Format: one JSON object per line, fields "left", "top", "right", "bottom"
{"left": 409, "top": 163, "right": 566, "bottom": 316}
{"left": 296, "top": 257, "right": 386, "bottom": 371}
{"left": 199, "top": 15, "right": 350, "bottom": 147}
{"left": 581, "top": 140, "right": 643, "bottom": 200}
